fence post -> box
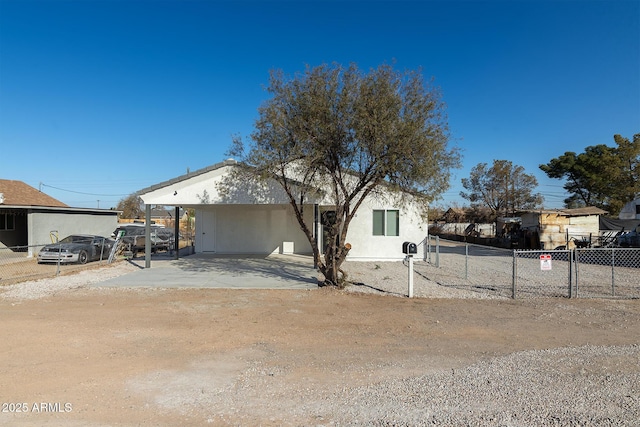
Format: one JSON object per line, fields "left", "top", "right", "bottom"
{"left": 611, "top": 248, "right": 616, "bottom": 297}
{"left": 465, "top": 243, "right": 469, "bottom": 280}
{"left": 574, "top": 249, "right": 580, "bottom": 298}
{"left": 435, "top": 235, "right": 440, "bottom": 268}
{"left": 424, "top": 234, "right": 429, "bottom": 262}
{"left": 568, "top": 249, "right": 574, "bottom": 298}
{"left": 512, "top": 250, "right": 517, "bottom": 299}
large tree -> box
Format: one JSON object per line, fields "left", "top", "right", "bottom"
{"left": 460, "top": 160, "right": 543, "bottom": 216}
{"left": 539, "top": 133, "right": 640, "bottom": 215}
{"left": 227, "top": 63, "right": 461, "bottom": 287}
{"left": 116, "top": 193, "right": 143, "bottom": 219}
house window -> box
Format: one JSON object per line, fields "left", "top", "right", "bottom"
{"left": 373, "top": 209, "right": 399, "bottom": 236}
{"left": 0, "top": 213, "right": 15, "bottom": 231}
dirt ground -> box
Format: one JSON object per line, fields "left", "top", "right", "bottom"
{"left": 1, "top": 277, "right": 639, "bottom": 426}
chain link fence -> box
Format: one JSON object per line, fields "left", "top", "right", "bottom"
{"left": 574, "top": 248, "right": 640, "bottom": 298}
{"left": 423, "top": 236, "right": 640, "bottom": 299}
{"left": 1, "top": 234, "right": 195, "bottom": 286}
{"left": 419, "top": 236, "right": 515, "bottom": 298}
{"left": 0, "top": 241, "right": 114, "bottom": 286}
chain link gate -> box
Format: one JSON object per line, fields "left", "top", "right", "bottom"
{"left": 513, "top": 249, "right": 573, "bottom": 298}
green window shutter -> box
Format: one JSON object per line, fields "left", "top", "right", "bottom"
{"left": 373, "top": 210, "right": 385, "bottom": 235}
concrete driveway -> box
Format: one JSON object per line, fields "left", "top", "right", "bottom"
{"left": 94, "top": 253, "right": 319, "bottom": 289}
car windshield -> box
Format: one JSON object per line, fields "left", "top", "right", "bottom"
{"left": 59, "top": 235, "right": 93, "bottom": 244}
{"left": 118, "top": 227, "right": 145, "bottom": 236}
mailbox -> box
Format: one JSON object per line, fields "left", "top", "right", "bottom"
{"left": 402, "top": 241, "right": 417, "bottom": 255}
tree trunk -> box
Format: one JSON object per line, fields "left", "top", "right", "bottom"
{"left": 319, "top": 243, "right": 351, "bottom": 288}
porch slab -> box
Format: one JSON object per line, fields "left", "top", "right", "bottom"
{"left": 93, "top": 253, "right": 318, "bottom": 289}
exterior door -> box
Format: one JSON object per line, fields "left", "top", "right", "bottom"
{"left": 199, "top": 209, "right": 216, "bottom": 252}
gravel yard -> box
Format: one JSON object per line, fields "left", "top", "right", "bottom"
{"left": 1, "top": 257, "right": 639, "bottom": 426}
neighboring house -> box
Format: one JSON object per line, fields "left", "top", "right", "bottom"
{"left": 0, "top": 180, "right": 119, "bottom": 255}
{"left": 519, "top": 207, "right": 607, "bottom": 249}
{"left": 619, "top": 198, "right": 640, "bottom": 220}
{"left": 137, "top": 159, "right": 428, "bottom": 260}
{"left": 441, "top": 208, "right": 467, "bottom": 223}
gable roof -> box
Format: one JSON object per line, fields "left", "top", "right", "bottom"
{"left": 137, "top": 159, "right": 238, "bottom": 196}
{"left": 137, "top": 159, "right": 326, "bottom": 206}
{"left": 0, "top": 179, "right": 68, "bottom": 208}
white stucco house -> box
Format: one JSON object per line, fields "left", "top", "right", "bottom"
{"left": 137, "top": 160, "right": 428, "bottom": 261}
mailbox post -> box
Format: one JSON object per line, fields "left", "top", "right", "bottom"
{"left": 402, "top": 242, "right": 417, "bottom": 298}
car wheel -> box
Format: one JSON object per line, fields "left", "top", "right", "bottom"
{"left": 78, "top": 250, "right": 88, "bottom": 264}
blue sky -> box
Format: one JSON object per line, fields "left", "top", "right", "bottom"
{"left": 1, "top": 0, "right": 638, "bottom": 210}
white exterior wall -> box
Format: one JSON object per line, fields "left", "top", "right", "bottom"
{"left": 140, "top": 162, "right": 429, "bottom": 261}
{"left": 192, "top": 199, "right": 427, "bottom": 260}
{"left": 343, "top": 197, "right": 427, "bottom": 260}
{"left": 195, "top": 204, "right": 313, "bottom": 255}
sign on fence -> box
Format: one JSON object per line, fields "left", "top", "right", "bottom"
{"left": 540, "top": 254, "right": 552, "bottom": 271}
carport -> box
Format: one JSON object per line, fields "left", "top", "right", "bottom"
{"left": 94, "top": 253, "right": 318, "bottom": 289}
{"left": 134, "top": 160, "right": 316, "bottom": 269}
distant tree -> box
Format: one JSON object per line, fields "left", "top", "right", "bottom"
{"left": 460, "top": 160, "right": 543, "bottom": 216}
{"left": 614, "top": 133, "right": 640, "bottom": 199}
{"left": 539, "top": 133, "right": 640, "bottom": 215}
{"left": 227, "top": 62, "right": 461, "bottom": 287}
{"left": 116, "top": 194, "right": 143, "bottom": 219}
{"left": 467, "top": 205, "right": 496, "bottom": 223}
{"left": 427, "top": 205, "right": 446, "bottom": 222}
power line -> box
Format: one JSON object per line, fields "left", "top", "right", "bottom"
{"left": 40, "top": 183, "right": 130, "bottom": 197}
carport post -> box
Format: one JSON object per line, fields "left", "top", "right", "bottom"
{"left": 174, "top": 206, "right": 180, "bottom": 259}
{"left": 313, "top": 204, "right": 319, "bottom": 269}
{"left": 145, "top": 204, "right": 151, "bottom": 268}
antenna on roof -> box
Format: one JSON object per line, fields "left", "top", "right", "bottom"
{"left": 39, "top": 182, "right": 43, "bottom": 192}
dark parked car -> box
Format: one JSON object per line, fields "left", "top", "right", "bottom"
{"left": 112, "top": 225, "right": 174, "bottom": 254}
{"left": 37, "top": 235, "right": 115, "bottom": 264}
